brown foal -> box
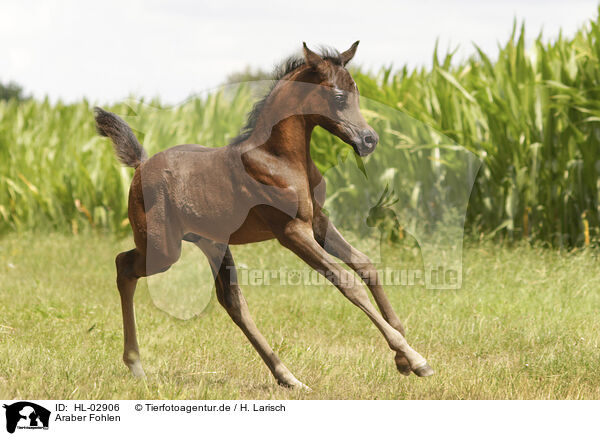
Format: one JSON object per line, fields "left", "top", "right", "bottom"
{"left": 95, "top": 41, "right": 433, "bottom": 389}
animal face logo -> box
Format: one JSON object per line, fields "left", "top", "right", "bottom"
{"left": 3, "top": 402, "right": 50, "bottom": 434}
{"left": 366, "top": 185, "right": 403, "bottom": 243}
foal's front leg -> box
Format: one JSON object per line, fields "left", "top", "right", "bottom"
{"left": 193, "top": 237, "right": 309, "bottom": 390}
{"left": 312, "top": 213, "right": 413, "bottom": 375}
{"left": 277, "top": 219, "right": 433, "bottom": 377}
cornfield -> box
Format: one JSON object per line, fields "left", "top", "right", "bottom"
{"left": 3, "top": 11, "right": 600, "bottom": 247}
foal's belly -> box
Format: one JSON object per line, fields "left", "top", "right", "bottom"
{"left": 227, "top": 207, "right": 276, "bottom": 244}
{"left": 182, "top": 208, "right": 275, "bottom": 245}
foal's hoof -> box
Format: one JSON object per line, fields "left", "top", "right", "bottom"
{"left": 394, "top": 354, "right": 412, "bottom": 376}
{"left": 127, "top": 361, "right": 146, "bottom": 378}
{"left": 277, "top": 377, "right": 312, "bottom": 392}
{"left": 412, "top": 362, "right": 435, "bottom": 377}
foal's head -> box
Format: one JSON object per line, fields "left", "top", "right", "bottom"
{"left": 295, "top": 41, "right": 378, "bottom": 156}
{"left": 236, "top": 42, "right": 379, "bottom": 157}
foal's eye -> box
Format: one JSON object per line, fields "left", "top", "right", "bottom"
{"left": 334, "top": 92, "right": 347, "bottom": 108}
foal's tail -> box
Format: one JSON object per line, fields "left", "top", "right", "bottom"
{"left": 94, "top": 107, "right": 148, "bottom": 168}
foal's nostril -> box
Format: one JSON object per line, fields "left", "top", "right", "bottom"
{"left": 359, "top": 129, "right": 378, "bottom": 151}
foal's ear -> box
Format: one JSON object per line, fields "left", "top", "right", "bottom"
{"left": 341, "top": 41, "right": 360, "bottom": 66}
{"left": 303, "top": 42, "right": 325, "bottom": 70}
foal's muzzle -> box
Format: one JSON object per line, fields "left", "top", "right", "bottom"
{"left": 355, "top": 129, "right": 379, "bottom": 156}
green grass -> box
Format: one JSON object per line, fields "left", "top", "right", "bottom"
{"left": 1, "top": 233, "right": 599, "bottom": 399}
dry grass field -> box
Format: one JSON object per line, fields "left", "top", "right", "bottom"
{"left": 1, "top": 233, "right": 599, "bottom": 399}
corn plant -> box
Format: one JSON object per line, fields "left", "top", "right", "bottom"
{"left": 3, "top": 10, "right": 600, "bottom": 248}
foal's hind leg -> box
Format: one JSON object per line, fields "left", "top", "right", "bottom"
{"left": 115, "top": 248, "right": 147, "bottom": 377}
{"left": 116, "top": 241, "right": 181, "bottom": 377}
{"left": 193, "top": 237, "right": 309, "bottom": 389}
{"left": 313, "top": 213, "right": 412, "bottom": 375}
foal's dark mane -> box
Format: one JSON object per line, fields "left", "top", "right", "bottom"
{"left": 229, "top": 47, "right": 343, "bottom": 145}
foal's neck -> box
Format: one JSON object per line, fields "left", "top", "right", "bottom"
{"left": 244, "top": 67, "right": 320, "bottom": 168}
{"left": 250, "top": 115, "right": 316, "bottom": 168}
